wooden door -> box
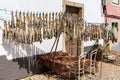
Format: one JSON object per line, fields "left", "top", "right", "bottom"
{"left": 65, "top": 5, "right": 82, "bottom": 57}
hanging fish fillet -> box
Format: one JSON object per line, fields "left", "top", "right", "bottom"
{"left": 25, "top": 12, "right": 32, "bottom": 44}
{"left": 15, "top": 11, "right": 20, "bottom": 43}
{"left": 45, "top": 13, "right": 49, "bottom": 39}
{"left": 51, "top": 12, "right": 54, "bottom": 38}
{"left": 49, "top": 13, "right": 52, "bottom": 39}
{"left": 42, "top": 12, "right": 46, "bottom": 39}
{"left": 38, "top": 13, "right": 42, "bottom": 43}
{"left": 11, "top": 11, "right": 15, "bottom": 40}
{"left": 3, "top": 20, "right": 7, "bottom": 39}
{"left": 18, "top": 11, "right": 22, "bottom": 43}
{"left": 7, "top": 20, "right": 12, "bottom": 39}
{"left": 32, "top": 13, "right": 36, "bottom": 42}
{"left": 22, "top": 12, "right": 26, "bottom": 43}
{"left": 30, "top": 12, "right": 33, "bottom": 44}
{"left": 54, "top": 12, "right": 58, "bottom": 38}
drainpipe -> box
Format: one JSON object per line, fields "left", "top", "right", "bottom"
{"left": 102, "top": 0, "right": 108, "bottom": 22}
{"left": 99, "top": 0, "right": 108, "bottom": 79}
{"left": 101, "top": 0, "right": 108, "bottom": 36}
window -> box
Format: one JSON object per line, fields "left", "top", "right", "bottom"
{"left": 111, "top": 22, "right": 118, "bottom": 42}
{"left": 63, "top": 0, "right": 84, "bottom": 18}
{"left": 112, "top": 0, "right": 119, "bottom": 5}
{"left": 112, "top": 22, "right": 118, "bottom": 31}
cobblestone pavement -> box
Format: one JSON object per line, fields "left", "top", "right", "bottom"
{"left": 19, "top": 62, "right": 120, "bottom": 80}
{"left": 81, "top": 62, "right": 120, "bottom": 80}
{"left": 99, "top": 62, "right": 120, "bottom": 80}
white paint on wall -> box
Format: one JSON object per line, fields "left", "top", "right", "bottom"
{"left": 0, "top": 0, "right": 105, "bottom": 60}
{"left": 0, "top": 0, "right": 62, "bottom": 12}
{"left": 63, "top": 0, "right": 105, "bottom": 50}
{"left": 0, "top": 0, "right": 63, "bottom": 60}
{"left": 67, "top": 0, "right": 105, "bottom": 23}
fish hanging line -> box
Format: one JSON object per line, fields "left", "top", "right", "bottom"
{"left": 0, "top": 8, "right": 12, "bottom": 17}
{"left": 0, "top": 8, "right": 62, "bottom": 17}
{"left": 0, "top": 8, "right": 108, "bottom": 28}
{"left": 0, "top": 8, "right": 12, "bottom": 22}
{"left": 83, "top": 22, "right": 108, "bottom": 28}
{"left": 0, "top": 8, "right": 44, "bottom": 14}
{"left": 0, "top": 8, "right": 12, "bottom": 14}
{"left": 0, "top": 8, "right": 44, "bottom": 21}
{"left": 2, "top": 8, "right": 109, "bottom": 44}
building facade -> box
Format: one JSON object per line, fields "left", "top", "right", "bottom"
{"left": 0, "top": 0, "right": 105, "bottom": 60}
{"left": 0, "top": 0, "right": 105, "bottom": 80}
{"left": 105, "top": 0, "right": 120, "bottom": 42}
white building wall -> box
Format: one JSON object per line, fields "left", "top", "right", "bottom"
{"left": 64, "top": 0, "right": 105, "bottom": 47}
{"left": 0, "top": 0, "right": 63, "bottom": 60}
{"left": 0, "top": 0, "right": 104, "bottom": 60}
{"left": 68, "top": 0, "right": 105, "bottom": 23}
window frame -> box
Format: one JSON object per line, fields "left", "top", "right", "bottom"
{"left": 112, "top": 0, "right": 119, "bottom": 5}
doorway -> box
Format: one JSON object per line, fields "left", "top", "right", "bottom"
{"left": 62, "top": 0, "right": 84, "bottom": 56}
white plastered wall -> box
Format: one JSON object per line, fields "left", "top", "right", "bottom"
{"left": 0, "top": 0, "right": 105, "bottom": 60}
